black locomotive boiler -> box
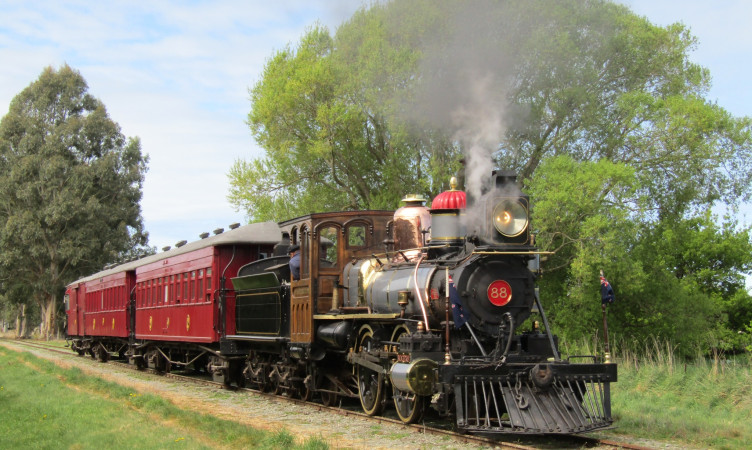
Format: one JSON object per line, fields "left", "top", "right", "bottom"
{"left": 227, "top": 170, "right": 616, "bottom": 435}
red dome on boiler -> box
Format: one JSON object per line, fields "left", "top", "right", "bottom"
{"left": 431, "top": 177, "right": 466, "bottom": 210}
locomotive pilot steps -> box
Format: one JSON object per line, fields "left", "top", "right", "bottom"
{"left": 67, "top": 170, "right": 617, "bottom": 435}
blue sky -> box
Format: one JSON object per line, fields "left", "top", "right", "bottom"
{"left": 0, "top": 1, "right": 750, "bottom": 251}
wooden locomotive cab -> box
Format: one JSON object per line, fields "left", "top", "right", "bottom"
{"left": 227, "top": 211, "right": 393, "bottom": 349}
{"left": 283, "top": 211, "right": 394, "bottom": 345}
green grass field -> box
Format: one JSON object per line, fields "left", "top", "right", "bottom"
{"left": 3, "top": 339, "right": 751, "bottom": 449}
{"left": 591, "top": 341, "right": 752, "bottom": 449}
{"left": 0, "top": 345, "right": 327, "bottom": 449}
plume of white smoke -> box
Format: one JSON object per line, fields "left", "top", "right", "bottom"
{"left": 450, "top": 72, "right": 507, "bottom": 202}
{"left": 395, "top": 1, "right": 523, "bottom": 200}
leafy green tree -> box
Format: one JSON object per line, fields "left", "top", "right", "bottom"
{"left": 0, "top": 65, "right": 149, "bottom": 339}
{"left": 230, "top": 18, "right": 459, "bottom": 221}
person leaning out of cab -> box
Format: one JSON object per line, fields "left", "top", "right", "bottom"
{"left": 288, "top": 244, "right": 300, "bottom": 281}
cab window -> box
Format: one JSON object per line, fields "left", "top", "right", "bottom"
{"left": 319, "top": 225, "right": 339, "bottom": 267}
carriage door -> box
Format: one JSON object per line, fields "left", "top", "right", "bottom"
{"left": 67, "top": 286, "right": 83, "bottom": 336}
{"left": 315, "top": 224, "right": 341, "bottom": 314}
{"left": 290, "top": 226, "right": 313, "bottom": 343}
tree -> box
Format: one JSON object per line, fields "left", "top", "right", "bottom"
{"left": 0, "top": 65, "right": 149, "bottom": 339}
{"left": 230, "top": 18, "right": 459, "bottom": 221}
{"left": 529, "top": 156, "right": 752, "bottom": 354}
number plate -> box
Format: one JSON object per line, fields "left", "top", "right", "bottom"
{"left": 487, "top": 280, "right": 512, "bottom": 306}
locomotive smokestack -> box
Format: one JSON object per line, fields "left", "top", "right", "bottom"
{"left": 430, "top": 177, "right": 466, "bottom": 256}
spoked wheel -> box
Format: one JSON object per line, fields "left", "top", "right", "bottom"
{"left": 270, "top": 366, "right": 283, "bottom": 395}
{"left": 244, "top": 356, "right": 270, "bottom": 392}
{"left": 258, "top": 375, "right": 272, "bottom": 393}
{"left": 284, "top": 371, "right": 296, "bottom": 398}
{"left": 394, "top": 388, "right": 425, "bottom": 424}
{"left": 299, "top": 375, "right": 313, "bottom": 402}
{"left": 320, "top": 378, "right": 339, "bottom": 407}
{"left": 357, "top": 328, "right": 385, "bottom": 416}
{"left": 390, "top": 326, "right": 424, "bottom": 423}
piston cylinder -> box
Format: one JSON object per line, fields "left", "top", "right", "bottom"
{"left": 389, "top": 359, "right": 437, "bottom": 396}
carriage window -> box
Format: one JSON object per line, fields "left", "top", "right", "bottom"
{"left": 206, "top": 268, "right": 212, "bottom": 300}
{"left": 191, "top": 271, "right": 196, "bottom": 301}
{"left": 198, "top": 269, "right": 204, "bottom": 300}
{"left": 348, "top": 225, "right": 366, "bottom": 247}
{"left": 319, "top": 226, "right": 339, "bottom": 266}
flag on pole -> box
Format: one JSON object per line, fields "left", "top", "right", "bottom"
{"left": 600, "top": 276, "right": 615, "bottom": 305}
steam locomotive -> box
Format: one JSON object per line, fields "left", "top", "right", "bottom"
{"left": 66, "top": 170, "right": 616, "bottom": 435}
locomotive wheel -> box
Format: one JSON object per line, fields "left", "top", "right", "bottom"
{"left": 389, "top": 325, "right": 411, "bottom": 352}
{"left": 390, "top": 327, "right": 424, "bottom": 423}
{"left": 393, "top": 388, "right": 425, "bottom": 424}
{"left": 299, "top": 375, "right": 313, "bottom": 402}
{"left": 357, "top": 329, "right": 385, "bottom": 416}
{"left": 245, "top": 356, "right": 270, "bottom": 392}
{"left": 270, "top": 366, "right": 283, "bottom": 395}
{"left": 320, "top": 378, "right": 338, "bottom": 407}
{"left": 299, "top": 384, "right": 312, "bottom": 402}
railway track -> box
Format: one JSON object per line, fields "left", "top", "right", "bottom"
{"left": 3, "top": 338, "right": 648, "bottom": 449}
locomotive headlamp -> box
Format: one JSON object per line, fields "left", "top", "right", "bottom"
{"left": 492, "top": 199, "right": 528, "bottom": 237}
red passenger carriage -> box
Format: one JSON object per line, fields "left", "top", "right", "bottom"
{"left": 65, "top": 221, "right": 281, "bottom": 378}
{"left": 65, "top": 262, "right": 139, "bottom": 359}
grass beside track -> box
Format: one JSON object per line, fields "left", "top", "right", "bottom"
{"left": 0, "top": 345, "right": 328, "bottom": 449}
{"left": 591, "top": 343, "right": 752, "bottom": 449}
